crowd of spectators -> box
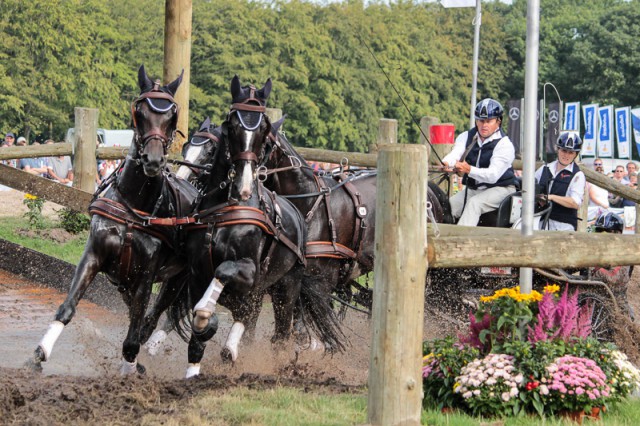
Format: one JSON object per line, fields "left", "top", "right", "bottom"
{"left": 587, "top": 158, "right": 639, "bottom": 228}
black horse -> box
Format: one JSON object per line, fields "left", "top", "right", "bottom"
{"left": 168, "top": 77, "right": 341, "bottom": 378}
{"left": 260, "top": 102, "right": 452, "bottom": 328}
{"left": 29, "top": 65, "right": 198, "bottom": 375}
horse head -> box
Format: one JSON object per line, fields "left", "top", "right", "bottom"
{"left": 131, "top": 65, "right": 183, "bottom": 177}
{"left": 176, "top": 117, "right": 222, "bottom": 184}
{"left": 223, "top": 75, "right": 272, "bottom": 201}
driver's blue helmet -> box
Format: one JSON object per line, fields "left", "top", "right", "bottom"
{"left": 556, "top": 131, "right": 582, "bottom": 152}
{"left": 474, "top": 98, "right": 504, "bottom": 121}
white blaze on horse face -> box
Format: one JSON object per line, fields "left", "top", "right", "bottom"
{"left": 224, "top": 321, "right": 245, "bottom": 362}
{"left": 176, "top": 145, "right": 204, "bottom": 180}
{"left": 238, "top": 130, "right": 255, "bottom": 200}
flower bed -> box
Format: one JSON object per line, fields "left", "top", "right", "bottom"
{"left": 422, "top": 285, "right": 640, "bottom": 418}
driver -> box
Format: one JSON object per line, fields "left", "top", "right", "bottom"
{"left": 441, "top": 98, "right": 517, "bottom": 226}
{"left": 535, "top": 131, "right": 586, "bottom": 231}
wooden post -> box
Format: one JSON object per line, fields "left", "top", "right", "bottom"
{"left": 635, "top": 204, "right": 640, "bottom": 234}
{"left": 368, "top": 144, "right": 428, "bottom": 426}
{"left": 577, "top": 184, "right": 590, "bottom": 232}
{"left": 164, "top": 0, "right": 192, "bottom": 155}
{"left": 72, "top": 107, "right": 99, "bottom": 194}
{"left": 377, "top": 118, "right": 398, "bottom": 145}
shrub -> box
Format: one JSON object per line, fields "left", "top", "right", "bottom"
{"left": 58, "top": 207, "right": 91, "bottom": 234}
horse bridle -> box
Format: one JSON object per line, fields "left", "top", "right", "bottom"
{"left": 131, "top": 79, "right": 179, "bottom": 156}
{"left": 225, "top": 86, "right": 271, "bottom": 182}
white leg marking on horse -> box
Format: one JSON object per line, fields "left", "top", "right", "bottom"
{"left": 38, "top": 321, "right": 65, "bottom": 361}
{"left": 144, "top": 329, "right": 168, "bottom": 356}
{"left": 185, "top": 363, "right": 201, "bottom": 379}
{"left": 120, "top": 359, "right": 138, "bottom": 375}
{"left": 224, "top": 321, "right": 246, "bottom": 362}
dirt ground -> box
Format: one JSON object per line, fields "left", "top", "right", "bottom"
{"left": 1, "top": 188, "right": 640, "bottom": 424}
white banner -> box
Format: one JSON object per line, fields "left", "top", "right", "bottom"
{"left": 581, "top": 103, "right": 598, "bottom": 156}
{"left": 441, "top": 0, "right": 476, "bottom": 7}
{"left": 597, "top": 105, "right": 614, "bottom": 158}
{"left": 563, "top": 102, "right": 580, "bottom": 132}
{"left": 631, "top": 108, "right": 640, "bottom": 159}
{"left": 615, "top": 107, "right": 631, "bottom": 159}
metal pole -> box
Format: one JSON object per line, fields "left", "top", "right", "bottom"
{"left": 469, "top": 0, "right": 481, "bottom": 128}
{"left": 519, "top": 0, "right": 540, "bottom": 294}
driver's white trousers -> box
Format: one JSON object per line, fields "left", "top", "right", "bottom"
{"left": 450, "top": 185, "right": 516, "bottom": 226}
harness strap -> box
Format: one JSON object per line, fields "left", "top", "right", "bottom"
{"left": 305, "top": 241, "right": 356, "bottom": 259}
{"left": 342, "top": 179, "right": 367, "bottom": 258}
{"left": 119, "top": 222, "right": 134, "bottom": 288}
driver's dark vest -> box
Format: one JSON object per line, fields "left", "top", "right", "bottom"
{"left": 462, "top": 128, "right": 516, "bottom": 190}
{"left": 538, "top": 164, "right": 581, "bottom": 230}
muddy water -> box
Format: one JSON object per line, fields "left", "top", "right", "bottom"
{"left": 0, "top": 268, "right": 406, "bottom": 383}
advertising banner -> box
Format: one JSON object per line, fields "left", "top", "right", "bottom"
{"left": 581, "top": 104, "right": 598, "bottom": 157}
{"left": 597, "top": 105, "right": 614, "bottom": 158}
{"left": 563, "top": 102, "right": 580, "bottom": 132}
{"left": 615, "top": 107, "right": 631, "bottom": 159}
{"left": 631, "top": 108, "right": 640, "bottom": 160}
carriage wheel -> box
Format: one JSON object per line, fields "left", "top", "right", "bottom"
{"left": 578, "top": 291, "right": 615, "bottom": 342}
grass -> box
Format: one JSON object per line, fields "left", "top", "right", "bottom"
{"left": 0, "top": 216, "right": 88, "bottom": 264}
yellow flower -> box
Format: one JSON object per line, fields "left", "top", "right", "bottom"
{"left": 544, "top": 284, "right": 561, "bottom": 294}
{"left": 24, "top": 193, "right": 38, "bottom": 200}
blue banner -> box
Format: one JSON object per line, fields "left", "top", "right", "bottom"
{"left": 632, "top": 108, "right": 640, "bottom": 160}
{"left": 563, "top": 102, "right": 580, "bottom": 132}
{"left": 615, "top": 107, "right": 631, "bottom": 159}
{"left": 582, "top": 104, "right": 598, "bottom": 156}
{"left": 597, "top": 105, "right": 614, "bottom": 158}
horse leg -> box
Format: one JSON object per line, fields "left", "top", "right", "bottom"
{"left": 270, "top": 273, "right": 302, "bottom": 346}
{"left": 185, "top": 333, "right": 207, "bottom": 378}
{"left": 120, "top": 273, "right": 155, "bottom": 375}
{"left": 28, "top": 248, "right": 103, "bottom": 371}
{"left": 140, "top": 273, "right": 188, "bottom": 354}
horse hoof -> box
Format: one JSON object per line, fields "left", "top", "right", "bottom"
{"left": 24, "top": 347, "right": 45, "bottom": 373}
{"left": 220, "top": 347, "right": 235, "bottom": 363}
{"left": 136, "top": 363, "right": 146, "bottom": 375}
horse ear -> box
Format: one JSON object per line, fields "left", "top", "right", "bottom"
{"left": 138, "top": 65, "right": 154, "bottom": 93}
{"left": 231, "top": 75, "right": 241, "bottom": 100}
{"left": 259, "top": 78, "right": 272, "bottom": 101}
{"left": 201, "top": 117, "right": 211, "bottom": 131}
{"left": 165, "top": 69, "right": 184, "bottom": 97}
{"left": 271, "top": 115, "right": 285, "bottom": 135}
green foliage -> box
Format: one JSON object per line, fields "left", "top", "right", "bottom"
{"left": 1, "top": 0, "right": 638, "bottom": 146}
{"left": 22, "top": 194, "right": 45, "bottom": 230}
{"left": 57, "top": 207, "right": 91, "bottom": 234}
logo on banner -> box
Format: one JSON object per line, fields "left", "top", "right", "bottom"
{"left": 509, "top": 107, "right": 520, "bottom": 121}
{"left": 549, "top": 110, "right": 559, "bottom": 124}
{"left": 581, "top": 103, "right": 598, "bottom": 157}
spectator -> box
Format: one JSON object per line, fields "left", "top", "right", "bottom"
{"left": 626, "top": 161, "right": 637, "bottom": 183}
{"left": 629, "top": 172, "right": 638, "bottom": 188}
{"left": 588, "top": 159, "right": 609, "bottom": 221}
{"left": 608, "top": 165, "right": 627, "bottom": 207}
{"left": 590, "top": 212, "right": 634, "bottom": 320}
{"left": 2, "top": 132, "right": 15, "bottom": 147}
{"left": 46, "top": 141, "right": 74, "bottom": 186}
{"left": 441, "top": 98, "right": 516, "bottom": 226}
{"left": 16, "top": 136, "right": 27, "bottom": 147}
{"left": 99, "top": 159, "right": 118, "bottom": 181}
{"left": 19, "top": 142, "right": 48, "bottom": 177}
{"left": 535, "top": 131, "right": 585, "bottom": 231}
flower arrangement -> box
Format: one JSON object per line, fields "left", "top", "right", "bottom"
{"left": 422, "top": 284, "right": 640, "bottom": 419}
{"left": 454, "top": 353, "right": 523, "bottom": 417}
{"left": 545, "top": 355, "right": 610, "bottom": 413}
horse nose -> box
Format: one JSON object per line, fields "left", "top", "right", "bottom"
{"left": 239, "top": 188, "right": 252, "bottom": 201}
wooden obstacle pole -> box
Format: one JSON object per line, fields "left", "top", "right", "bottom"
{"left": 368, "top": 144, "right": 428, "bottom": 426}
{"left": 164, "top": 0, "right": 193, "bottom": 155}
{"left": 72, "top": 107, "right": 99, "bottom": 194}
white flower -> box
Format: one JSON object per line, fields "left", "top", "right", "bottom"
{"left": 473, "top": 389, "right": 481, "bottom": 396}
{"left": 501, "top": 392, "right": 511, "bottom": 402}
{"left": 539, "top": 384, "right": 549, "bottom": 395}
{"left": 509, "top": 387, "right": 519, "bottom": 397}
{"left": 463, "top": 391, "right": 473, "bottom": 399}
{"left": 514, "top": 373, "right": 524, "bottom": 384}
{"left": 486, "top": 377, "right": 497, "bottom": 386}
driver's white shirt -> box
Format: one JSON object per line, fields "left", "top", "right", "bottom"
{"left": 534, "top": 160, "right": 585, "bottom": 231}
{"left": 442, "top": 129, "right": 515, "bottom": 186}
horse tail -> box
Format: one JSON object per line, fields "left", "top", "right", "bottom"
{"left": 298, "top": 281, "right": 347, "bottom": 353}
{"left": 166, "top": 280, "right": 193, "bottom": 343}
